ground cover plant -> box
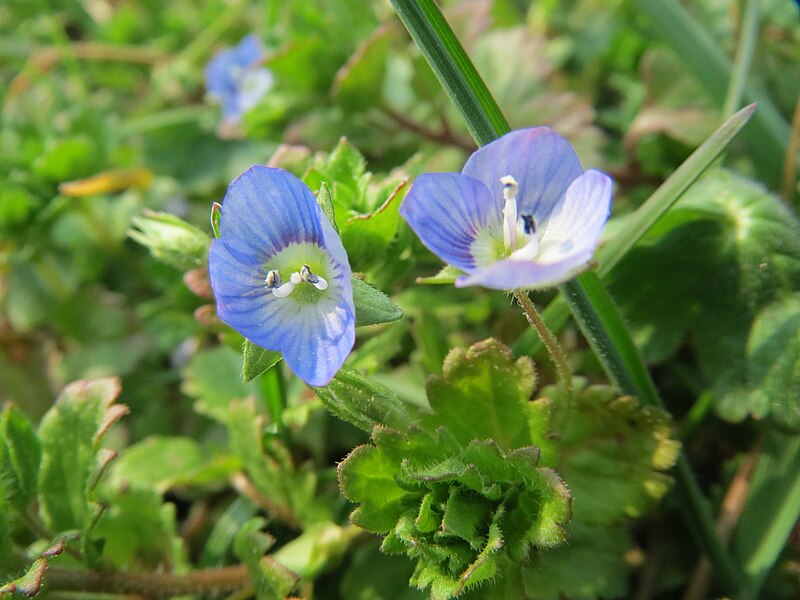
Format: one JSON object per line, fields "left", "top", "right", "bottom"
{"left": 1, "top": 0, "right": 799, "bottom": 598}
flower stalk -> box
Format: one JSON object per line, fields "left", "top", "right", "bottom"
{"left": 515, "top": 290, "right": 572, "bottom": 396}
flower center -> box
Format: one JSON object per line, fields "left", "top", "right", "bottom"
{"left": 499, "top": 175, "right": 539, "bottom": 261}
{"left": 266, "top": 265, "right": 328, "bottom": 299}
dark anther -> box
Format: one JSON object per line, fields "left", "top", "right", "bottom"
{"left": 521, "top": 214, "right": 537, "bottom": 235}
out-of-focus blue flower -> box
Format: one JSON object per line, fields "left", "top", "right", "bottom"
{"left": 205, "top": 35, "right": 273, "bottom": 123}
{"left": 400, "top": 127, "right": 612, "bottom": 290}
{"left": 208, "top": 166, "right": 355, "bottom": 386}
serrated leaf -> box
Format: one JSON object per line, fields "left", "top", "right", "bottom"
{"left": 338, "top": 445, "right": 411, "bottom": 532}
{"left": 234, "top": 517, "right": 298, "bottom": 600}
{"left": 38, "top": 378, "right": 126, "bottom": 533}
{"left": 424, "top": 339, "right": 535, "bottom": 450}
{"left": 353, "top": 277, "right": 403, "bottom": 327}
{"left": 521, "top": 521, "right": 632, "bottom": 600}
{"left": 314, "top": 368, "right": 414, "bottom": 432}
{"left": 528, "top": 381, "right": 680, "bottom": 524}
{"left": 242, "top": 339, "right": 283, "bottom": 383}
{"left": 0, "top": 404, "right": 41, "bottom": 510}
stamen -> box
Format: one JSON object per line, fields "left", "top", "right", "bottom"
{"left": 521, "top": 214, "right": 537, "bottom": 235}
{"left": 271, "top": 280, "right": 296, "bottom": 298}
{"left": 500, "top": 175, "right": 519, "bottom": 251}
{"left": 301, "top": 265, "right": 328, "bottom": 291}
{"left": 265, "top": 269, "right": 282, "bottom": 289}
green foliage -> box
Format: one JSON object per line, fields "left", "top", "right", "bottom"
{"left": 352, "top": 278, "right": 404, "bottom": 327}
{"left": 234, "top": 517, "right": 298, "bottom": 600}
{"left": 529, "top": 380, "right": 680, "bottom": 524}
{"left": 37, "top": 378, "right": 127, "bottom": 538}
{"left": 0, "top": 405, "right": 40, "bottom": 511}
{"left": 242, "top": 340, "right": 283, "bottom": 383}
{"left": 128, "top": 210, "right": 211, "bottom": 270}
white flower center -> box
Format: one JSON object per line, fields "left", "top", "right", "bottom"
{"left": 266, "top": 264, "right": 328, "bottom": 298}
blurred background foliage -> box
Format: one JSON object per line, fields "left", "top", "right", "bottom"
{"left": 1, "top": 0, "right": 799, "bottom": 598}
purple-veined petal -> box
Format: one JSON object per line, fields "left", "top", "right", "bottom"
{"left": 454, "top": 250, "right": 593, "bottom": 290}
{"left": 279, "top": 295, "right": 355, "bottom": 386}
{"left": 462, "top": 127, "right": 584, "bottom": 224}
{"left": 537, "top": 169, "right": 612, "bottom": 263}
{"left": 219, "top": 166, "right": 323, "bottom": 265}
{"left": 400, "top": 173, "right": 503, "bottom": 271}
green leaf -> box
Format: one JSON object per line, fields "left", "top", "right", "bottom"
{"left": 128, "top": 210, "right": 210, "bottom": 270}
{"left": 528, "top": 381, "right": 680, "bottom": 524}
{"left": 273, "top": 522, "right": 360, "bottom": 579}
{"left": 316, "top": 182, "right": 338, "bottom": 232}
{"left": 182, "top": 346, "right": 257, "bottom": 423}
{"left": 38, "top": 378, "right": 127, "bottom": 534}
{"left": 415, "top": 264, "right": 463, "bottom": 285}
{"left": 0, "top": 404, "right": 41, "bottom": 510}
{"left": 314, "top": 368, "right": 414, "bottom": 432}
{"left": 233, "top": 517, "right": 298, "bottom": 600}
{"left": 332, "top": 26, "right": 394, "bottom": 110}
{"left": 722, "top": 296, "right": 800, "bottom": 429}
{"left": 210, "top": 202, "right": 222, "bottom": 239}
{"left": 0, "top": 539, "right": 64, "bottom": 597}
{"left": 423, "top": 339, "right": 535, "bottom": 450}
{"left": 521, "top": 521, "right": 631, "bottom": 600}
{"left": 109, "top": 435, "right": 235, "bottom": 494}
{"left": 242, "top": 340, "right": 283, "bottom": 383}
{"left": 353, "top": 277, "right": 403, "bottom": 327}
{"left": 93, "top": 486, "right": 186, "bottom": 570}
{"left": 340, "top": 541, "right": 424, "bottom": 600}
{"left": 338, "top": 444, "right": 410, "bottom": 533}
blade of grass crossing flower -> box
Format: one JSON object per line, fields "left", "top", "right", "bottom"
{"left": 388, "top": 0, "right": 510, "bottom": 144}
{"left": 635, "top": 0, "right": 788, "bottom": 187}
{"left": 734, "top": 430, "right": 800, "bottom": 598}
{"left": 389, "top": 1, "right": 744, "bottom": 592}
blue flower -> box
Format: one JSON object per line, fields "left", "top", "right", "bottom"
{"left": 208, "top": 166, "right": 355, "bottom": 386}
{"left": 400, "top": 127, "right": 612, "bottom": 290}
{"left": 205, "top": 35, "right": 274, "bottom": 124}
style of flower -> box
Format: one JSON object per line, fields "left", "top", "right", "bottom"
{"left": 205, "top": 34, "right": 274, "bottom": 124}
{"left": 400, "top": 127, "right": 613, "bottom": 290}
{"left": 208, "top": 166, "right": 355, "bottom": 386}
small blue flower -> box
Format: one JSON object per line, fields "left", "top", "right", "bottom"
{"left": 208, "top": 166, "right": 355, "bottom": 386}
{"left": 400, "top": 127, "right": 613, "bottom": 290}
{"left": 205, "top": 35, "right": 274, "bottom": 124}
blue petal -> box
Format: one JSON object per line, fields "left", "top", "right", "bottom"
{"left": 461, "top": 127, "right": 584, "bottom": 224}
{"left": 205, "top": 48, "right": 239, "bottom": 116}
{"left": 538, "top": 170, "right": 612, "bottom": 262}
{"left": 400, "top": 173, "right": 503, "bottom": 271}
{"left": 232, "top": 34, "right": 264, "bottom": 67}
{"left": 219, "top": 166, "right": 323, "bottom": 265}
{"left": 455, "top": 252, "right": 592, "bottom": 290}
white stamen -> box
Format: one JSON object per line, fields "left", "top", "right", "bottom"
{"left": 500, "top": 175, "right": 519, "bottom": 251}
{"left": 510, "top": 237, "right": 540, "bottom": 261}
{"left": 290, "top": 272, "right": 302, "bottom": 285}
{"left": 271, "top": 281, "right": 296, "bottom": 298}
{"left": 312, "top": 277, "right": 328, "bottom": 291}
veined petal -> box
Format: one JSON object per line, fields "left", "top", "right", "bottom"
{"left": 400, "top": 173, "right": 503, "bottom": 271}
{"left": 455, "top": 250, "right": 594, "bottom": 290}
{"left": 219, "top": 166, "right": 323, "bottom": 264}
{"left": 461, "top": 127, "right": 584, "bottom": 224}
{"left": 537, "top": 169, "right": 612, "bottom": 263}
{"left": 279, "top": 296, "right": 355, "bottom": 386}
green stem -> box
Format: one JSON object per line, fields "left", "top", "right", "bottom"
{"left": 515, "top": 290, "right": 572, "bottom": 396}
{"left": 390, "top": 0, "right": 744, "bottom": 593}
{"left": 722, "top": 0, "right": 760, "bottom": 119}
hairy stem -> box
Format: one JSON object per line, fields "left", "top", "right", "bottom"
{"left": 515, "top": 290, "right": 572, "bottom": 395}
{"left": 44, "top": 565, "right": 253, "bottom": 598}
